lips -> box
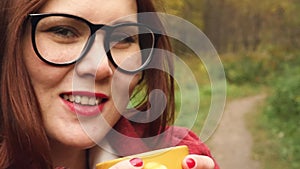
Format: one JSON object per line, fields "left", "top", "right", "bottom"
{"left": 60, "top": 91, "right": 108, "bottom": 116}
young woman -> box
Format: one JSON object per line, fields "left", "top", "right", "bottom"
{"left": 0, "top": 0, "right": 219, "bottom": 168}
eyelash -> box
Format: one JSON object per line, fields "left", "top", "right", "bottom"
{"left": 111, "top": 36, "right": 136, "bottom": 43}
{"left": 47, "top": 26, "right": 78, "bottom": 38}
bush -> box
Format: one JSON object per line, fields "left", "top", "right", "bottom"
{"left": 263, "top": 65, "right": 300, "bottom": 169}
{"left": 268, "top": 67, "right": 300, "bottom": 118}
{"left": 222, "top": 51, "right": 299, "bottom": 85}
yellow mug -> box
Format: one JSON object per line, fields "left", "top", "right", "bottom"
{"left": 96, "top": 145, "right": 189, "bottom": 169}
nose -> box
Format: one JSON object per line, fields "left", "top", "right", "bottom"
{"left": 75, "top": 34, "right": 113, "bottom": 80}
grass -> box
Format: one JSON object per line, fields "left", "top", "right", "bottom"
{"left": 247, "top": 96, "right": 295, "bottom": 169}
{"left": 226, "top": 83, "right": 266, "bottom": 100}
{"left": 246, "top": 95, "right": 288, "bottom": 169}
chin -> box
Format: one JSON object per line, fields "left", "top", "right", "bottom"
{"left": 68, "top": 138, "right": 97, "bottom": 149}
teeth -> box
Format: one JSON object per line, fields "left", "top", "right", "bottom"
{"left": 63, "top": 95, "right": 69, "bottom": 100}
{"left": 75, "top": 96, "right": 81, "bottom": 104}
{"left": 69, "top": 95, "right": 75, "bottom": 102}
{"left": 88, "top": 97, "right": 96, "bottom": 105}
{"left": 81, "top": 96, "right": 89, "bottom": 105}
{"left": 62, "top": 94, "right": 104, "bottom": 106}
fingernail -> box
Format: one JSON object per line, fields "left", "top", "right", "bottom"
{"left": 186, "top": 158, "right": 196, "bottom": 169}
{"left": 130, "top": 158, "right": 143, "bottom": 167}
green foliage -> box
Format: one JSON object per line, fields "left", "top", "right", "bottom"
{"left": 222, "top": 51, "right": 299, "bottom": 85}
{"left": 268, "top": 67, "right": 300, "bottom": 119}
{"left": 226, "top": 83, "right": 263, "bottom": 100}
{"left": 163, "top": 0, "right": 204, "bottom": 28}
{"left": 163, "top": 0, "right": 185, "bottom": 16}
{"left": 173, "top": 54, "right": 212, "bottom": 133}
{"left": 252, "top": 60, "right": 300, "bottom": 169}
{"left": 264, "top": 66, "right": 300, "bottom": 168}
{"left": 222, "top": 53, "right": 266, "bottom": 84}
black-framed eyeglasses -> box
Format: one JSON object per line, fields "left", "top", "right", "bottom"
{"left": 28, "top": 13, "right": 161, "bottom": 73}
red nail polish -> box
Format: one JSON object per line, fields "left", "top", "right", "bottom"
{"left": 186, "top": 158, "right": 196, "bottom": 168}
{"left": 130, "top": 158, "right": 143, "bottom": 167}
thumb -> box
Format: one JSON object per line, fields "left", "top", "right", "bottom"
{"left": 182, "top": 155, "right": 215, "bottom": 169}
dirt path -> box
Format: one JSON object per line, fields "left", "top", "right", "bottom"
{"left": 208, "top": 94, "right": 266, "bottom": 169}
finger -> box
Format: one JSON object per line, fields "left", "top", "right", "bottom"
{"left": 109, "top": 158, "right": 144, "bottom": 169}
{"left": 182, "top": 155, "right": 215, "bottom": 169}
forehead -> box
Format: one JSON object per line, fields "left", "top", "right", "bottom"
{"left": 39, "top": 0, "right": 137, "bottom": 24}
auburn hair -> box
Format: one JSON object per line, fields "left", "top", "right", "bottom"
{"left": 0, "top": 0, "right": 174, "bottom": 168}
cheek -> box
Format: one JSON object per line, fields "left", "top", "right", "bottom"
{"left": 22, "top": 32, "right": 73, "bottom": 117}
{"left": 117, "top": 72, "right": 141, "bottom": 95}
{"left": 110, "top": 72, "right": 141, "bottom": 111}
{"left": 129, "top": 73, "right": 142, "bottom": 93}
{"left": 23, "top": 33, "right": 71, "bottom": 90}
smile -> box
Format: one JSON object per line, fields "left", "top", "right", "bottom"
{"left": 60, "top": 92, "right": 109, "bottom": 116}
{"left": 61, "top": 94, "right": 106, "bottom": 106}
{"left": 60, "top": 91, "right": 109, "bottom": 106}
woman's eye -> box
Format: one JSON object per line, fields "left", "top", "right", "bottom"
{"left": 110, "top": 34, "right": 138, "bottom": 49}
{"left": 47, "top": 26, "right": 78, "bottom": 39}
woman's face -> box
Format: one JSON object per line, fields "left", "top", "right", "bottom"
{"left": 23, "top": 0, "right": 140, "bottom": 148}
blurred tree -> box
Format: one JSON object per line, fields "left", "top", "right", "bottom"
{"left": 163, "top": 0, "right": 300, "bottom": 54}
{"left": 163, "top": 0, "right": 185, "bottom": 16}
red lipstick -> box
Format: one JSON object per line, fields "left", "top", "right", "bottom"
{"left": 60, "top": 91, "right": 108, "bottom": 116}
